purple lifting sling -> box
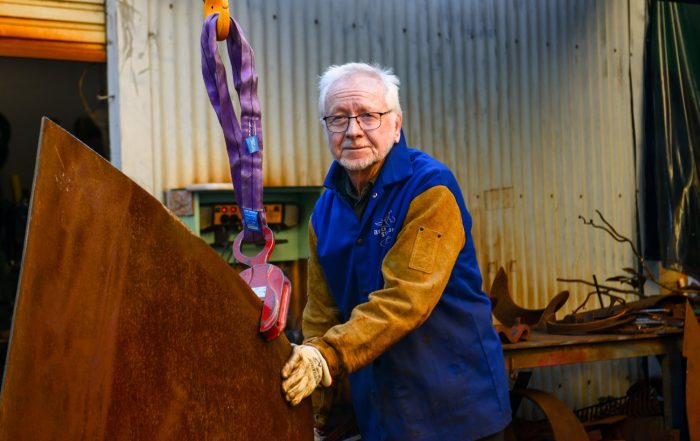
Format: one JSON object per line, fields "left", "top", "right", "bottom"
{"left": 201, "top": 13, "right": 265, "bottom": 242}
{"left": 201, "top": 14, "right": 290, "bottom": 341}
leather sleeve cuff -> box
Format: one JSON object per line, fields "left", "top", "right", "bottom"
{"left": 305, "top": 337, "right": 345, "bottom": 380}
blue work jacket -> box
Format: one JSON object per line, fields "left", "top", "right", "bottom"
{"left": 310, "top": 134, "right": 512, "bottom": 441}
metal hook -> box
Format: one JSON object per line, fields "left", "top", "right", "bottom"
{"left": 203, "top": 0, "right": 231, "bottom": 41}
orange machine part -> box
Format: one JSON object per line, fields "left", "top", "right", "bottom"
{"left": 0, "top": 118, "right": 313, "bottom": 440}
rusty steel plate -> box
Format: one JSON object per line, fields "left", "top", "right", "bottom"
{"left": 0, "top": 119, "right": 313, "bottom": 440}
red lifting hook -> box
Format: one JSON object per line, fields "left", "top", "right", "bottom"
{"left": 203, "top": 0, "right": 231, "bottom": 41}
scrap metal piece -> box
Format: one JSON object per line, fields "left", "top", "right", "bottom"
{"left": 547, "top": 294, "right": 688, "bottom": 335}
{"left": 683, "top": 300, "right": 700, "bottom": 441}
{"left": 534, "top": 290, "right": 570, "bottom": 331}
{"left": 511, "top": 389, "right": 589, "bottom": 441}
{"left": 0, "top": 119, "right": 313, "bottom": 440}
{"left": 491, "top": 267, "right": 544, "bottom": 326}
{"left": 495, "top": 323, "right": 531, "bottom": 344}
{"left": 490, "top": 267, "right": 569, "bottom": 327}
{"left": 546, "top": 309, "right": 634, "bottom": 335}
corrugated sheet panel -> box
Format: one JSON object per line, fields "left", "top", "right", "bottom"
{"left": 0, "top": 0, "right": 105, "bottom": 61}
{"left": 110, "top": 0, "right": 648, "bottom": 415}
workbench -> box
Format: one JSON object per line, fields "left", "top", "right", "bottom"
{"left": 502, "top": 331, "right": 685, "bottom": 434}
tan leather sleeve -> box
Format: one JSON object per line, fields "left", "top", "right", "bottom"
{"left": 301, "top": 221, "right": 344, "bottom": 425}
{"left": 302, "top": 220, "right": 343, "bottom": 340}
{"left": 306, "top": 185, "right": 466, "bottom": 379}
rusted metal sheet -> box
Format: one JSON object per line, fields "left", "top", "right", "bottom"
{"left": 0, "top": 119, "right": 313, "bottom": 440}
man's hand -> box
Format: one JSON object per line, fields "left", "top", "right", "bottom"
{"left": 281, "top": 344, "right": 332, "bottom": 406}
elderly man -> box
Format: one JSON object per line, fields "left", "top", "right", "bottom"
{"left": 281, "top": 62, "right": 511, "bottom": 441}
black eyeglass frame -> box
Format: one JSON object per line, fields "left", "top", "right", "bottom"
{"left": 321, "top": 110, "right": 393, "bottom": 133}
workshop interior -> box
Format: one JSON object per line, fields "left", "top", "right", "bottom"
{"left": 0, "top": 0, "right": 698, "bottom": 440}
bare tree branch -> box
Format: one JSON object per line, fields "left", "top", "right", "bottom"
{"left": 557, "top": 277, "right": 640, "bottom": 295}
{"left": 566, "top": 210, "right": 700, "bottom": 299}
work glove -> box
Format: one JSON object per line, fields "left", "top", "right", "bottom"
{"left": 281, "top": 344, "right": 332, "bottom": 406}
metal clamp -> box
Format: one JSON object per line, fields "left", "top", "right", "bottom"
{"left": 232, "top": 225, "right": 275, "bottom": 266}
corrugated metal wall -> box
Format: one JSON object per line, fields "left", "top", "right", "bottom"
{"left": 109, "top": 0, "right": 648, "bottom": 414}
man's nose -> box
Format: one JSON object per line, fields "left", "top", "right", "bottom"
{"left": 345, "top": 117, "right": 363, "bottom": 136}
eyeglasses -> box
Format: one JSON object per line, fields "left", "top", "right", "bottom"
{"left": 321, "top": 110, "right": 392, "bottom": 133}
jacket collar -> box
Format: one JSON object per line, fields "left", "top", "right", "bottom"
{"left": 324, "top": 130, "right": 412, "bottom": 192}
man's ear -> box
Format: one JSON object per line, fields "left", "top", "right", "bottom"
{"left": 393, "top": 113, "right": 403, "bottom": 143}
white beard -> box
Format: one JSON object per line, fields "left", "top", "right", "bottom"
{"left": 338, "top": 154, "right": 378, "bottom": 171}
{"left": 337, "top": 144, "right": 392, "bottom": 171}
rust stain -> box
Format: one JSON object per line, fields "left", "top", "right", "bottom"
{"left": 536, "top": 348, "right": 590, "bottom": 366}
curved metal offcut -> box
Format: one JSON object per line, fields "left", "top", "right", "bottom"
{"left": 511, "top": 389, "right": 589, "bottom": 441}
{"left": 490, "top": 267, "right": 569, "bottom": 329}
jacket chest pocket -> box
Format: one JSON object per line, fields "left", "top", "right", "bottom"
{"left": 408, "top": 226, "right": 442, "bottom": 273}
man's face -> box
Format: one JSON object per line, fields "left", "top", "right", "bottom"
{"left": 324, "top": 74, "right": 402, "bottom": 172}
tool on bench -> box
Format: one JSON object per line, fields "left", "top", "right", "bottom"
{"left": 201, "top": 1, "right": 290, "bottom": 341}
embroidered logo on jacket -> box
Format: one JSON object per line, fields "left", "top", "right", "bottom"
{"left": 373, "top": 210, "right": 396, "bottom": 247}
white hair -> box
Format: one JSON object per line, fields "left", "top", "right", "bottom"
{"left": 318, "top": 62, "right": 402, "bottom": 116}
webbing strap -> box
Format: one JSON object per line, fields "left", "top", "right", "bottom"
{"left": 201, "top": 13, "right": 265, "bottom": 243}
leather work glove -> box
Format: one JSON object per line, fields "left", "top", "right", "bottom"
{"left": 281, "top": 344, "right": 332, "bottom": 406}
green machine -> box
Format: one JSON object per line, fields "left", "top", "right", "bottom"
{"left": 165, "top": 184, "right": 323, "bottom": 263}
